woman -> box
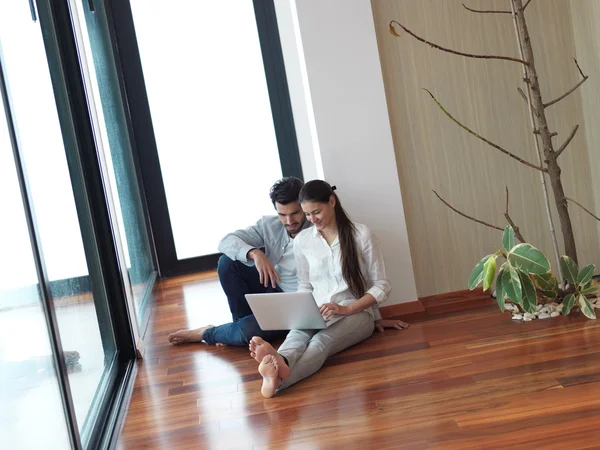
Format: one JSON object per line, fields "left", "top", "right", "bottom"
{"left": 249, "top": 180, "right": 408, "bottom": 398}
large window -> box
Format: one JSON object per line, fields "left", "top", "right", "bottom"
{"left": 112, "top": 0, "right": 302, "bottom": 275}
{"left": 0, "top": 1, "right": 143, "bottom": 448}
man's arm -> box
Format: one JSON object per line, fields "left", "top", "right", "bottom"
{"left": 218, "top": 218, "right": 268, "bottom": 264}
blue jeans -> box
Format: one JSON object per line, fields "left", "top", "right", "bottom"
{"left": 202, "top": 255, "right": 288, "bottom": 346}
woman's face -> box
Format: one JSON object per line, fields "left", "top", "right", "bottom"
{"left": 301, "top": 195, "right": 336, "bottom": 231}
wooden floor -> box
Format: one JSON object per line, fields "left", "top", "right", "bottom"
{"left": 118, "top": 273, "right": 600, "bottom": 449}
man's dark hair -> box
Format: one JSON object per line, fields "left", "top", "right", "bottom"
{"left": 269, "top": 177, "right": 304, "bottom": 206}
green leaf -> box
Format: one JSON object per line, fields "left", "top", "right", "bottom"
{"left": 502, "top": 226, "right": 515, "bottom": 252}
{"left": 469, "top": 254, "right": 493, "bottom": 290}
{"left": 533, "top": 272, "right": 557, "bottom": 292}
{"left": 562, "top": 294, "right": 576, "bottom": 315}
{"left": 518, "top": 270, "right": 538, "bottom": 314}
{"left": 502, "top": 265, "right": 523, "bottom": 305}
{"left": 581, "top": 281, "right": 598, "bottom": 296}
{"left": 495, "top": 267, "right": 505, "bottom": 312}
{"left": 508, "top": 244, "right": 551, "bottom": 275}
{"left": 577, "top": 264, "right": 595, "bottom": 286}
{"left": 483, "top": 256, "right": 497, "bottom": 292}
{"left": 578, "top": 293, "right": 597, "bottom": 320}
{"left": 560, "top": 256, "right": 579, "bottom": 285}
{"left": 538, "top": 289, "right": 558, "bottom": 300}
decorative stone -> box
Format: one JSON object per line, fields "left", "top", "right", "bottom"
{"left": 505, "top": 303, "right": 515, "bottom": 311}
{"left": 524, "top": 313, "right": 536, "bottom": 320}
{"left": 512, "top": 314, "right": 523, "bottom": 320}
{"left": 537, "top": 304, "right": 544, "bottom": 311}
{"left": 539, "top": 312, "right": 551, "bottom": 319}
{"left": 551, "top": 311, "right": 560, "bottom": 317}
{"left": 523, "top": 317, "right": 533, "bottom": 322}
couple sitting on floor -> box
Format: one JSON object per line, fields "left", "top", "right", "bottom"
{"left": 168, "top": 177, "right": 408, "bottom": 398}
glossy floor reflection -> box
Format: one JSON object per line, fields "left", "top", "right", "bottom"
{"left": 119, "top": 272, "right": 600, "bottom": 449}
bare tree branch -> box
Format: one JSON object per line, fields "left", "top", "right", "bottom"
{"left": 433, "top": 190, "right": 504, "bottom": 232}
{"left": 517, "top": 87, "right": 528, "bottom": 102}
{"left": 424, "top": 89, "right": 547, "bottom": 172}
{"left": 462, "top": 3, "right": 511, "bottom": 14}
{"left": 389, "top": 20, "right": 529, "bottom": 66}
{"left": 544, "top": 59, "right": 588, "bottom": 108}
{"left": 523, "top": 0, "right": 533, "bottom": 11}
{"left": 565, "top": 196, "right": 600, "bottom": 222}
{"left": 504, "top": 187, "right": 526, "bottom": 242}
{"left": 555, "top": 125, "right": 579, "bottom": 158}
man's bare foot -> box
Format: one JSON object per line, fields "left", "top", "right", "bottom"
{"left": 259, "top": 355, "right": 281, "bottom": 398}
{"left": 168, "top": 325, "right": 214, "bottom": 345}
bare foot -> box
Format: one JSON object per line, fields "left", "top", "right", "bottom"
{"left": 249, "top": 336, "right": 278, "bottom": 363}
{"left": 168, "top": 325, "right": 214, "bottom": 345}
{"left": 259, "top": 355, "right": 281, "bottom": 398}
{"left": 249, "top": 337, "right": 291, "bottom": 380}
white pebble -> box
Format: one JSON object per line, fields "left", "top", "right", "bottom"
{"left": 524, "top": 313, "right": 536, "bottom": 319}
{"left": 539, "top": 312, "right": 551, "bottom": 319}
{"left": 512, "top": 314, "right": 523, "bottom": 320}
{"left": 537, "top": 304, "right": 544, "bottom": 311}
{"left": 523, "top": 317, "right": 533, "bottom": 322}
{"left": 551, "top": 311, "right": 560, "bottom": 317}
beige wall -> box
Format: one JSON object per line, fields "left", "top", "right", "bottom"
{"left": 372, "top": 0, "right": 600, "bottom": 297}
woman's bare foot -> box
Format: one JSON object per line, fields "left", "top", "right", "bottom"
{"left": 249, "top": 336, "right": 278, "bottom": 363}
{"left": 168, "top": 325, "right": 214, "bottom": 345}
{"left": 259, "top": 355, "right": 281, "bottom": 398}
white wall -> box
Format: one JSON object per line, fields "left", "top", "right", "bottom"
{"left": 275, "top": 0, "right": 418, "bottom": 305}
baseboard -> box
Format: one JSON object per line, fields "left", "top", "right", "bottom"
{"left": 380, "top": 300, "right": 424, "bottom": 318}
{"left": 380, "top": 288, "right": 491, "bottom": 318}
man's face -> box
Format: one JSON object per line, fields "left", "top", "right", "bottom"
{"left": 275, "top": 201, "right": 305, "bottom": 236}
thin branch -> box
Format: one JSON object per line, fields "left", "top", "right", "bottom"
{"left": 424, "top": 89, "right": 547, "bottom": 173}
{"left": 555, "top": 125, "right": 579, "bottom": 158}
{"left": 517, "top": 87, "right": 528, "bottom": 102}
{"left": 504, "top": 187, "right": 526, "bottom": 243}
{"left": 433, "top": 190, "right": 504, "bottom": 232}
{"left": 389, "top": 20, "right": 528, "bottom": 66}
{"left": 523, "top": 0, "right": 533, "bottom": 11}
{"left": 462, "top": 3, "right": 511, "bottom": 14}
{"left": 566, "top": 197, "right": 600, "bottom": 222}
{"left": 544, "top": 59, "right": 588, "bottom": 108}
{"left": 573, "top": 57, "right": 585, "bottom": 78}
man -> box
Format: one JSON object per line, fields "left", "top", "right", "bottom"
{"left": 168, "top": 177, "right": 406, "bottom": 347}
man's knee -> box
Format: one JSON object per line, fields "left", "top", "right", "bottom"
{"left": 217, "top": 254, "right": 236, "bottom": 277}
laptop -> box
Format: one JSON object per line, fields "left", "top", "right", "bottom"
{"left": 245, "top": 292, "right": 343, "bottom": 330}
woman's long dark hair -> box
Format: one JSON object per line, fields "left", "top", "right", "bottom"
{"left": 299, "top": 180, "right": 366, "bottom": 299}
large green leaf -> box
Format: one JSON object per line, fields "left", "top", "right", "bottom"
{"left": 577, "top": 264, "right": 595, "bottom": 286}
{"left": 508, "top": 244, "right": 550, "bottom": 275}
{"left": 562, "top": 294, "right": 576, "bottom": 315}
{"left": 495, "top": 267, "right": 506, "bottom": 312}
{"left": 533, "top": 272, "right": 557, "bottom": 292}
{"left": 502, "top": 226, "right": 515, "bottom": 252}
{"left": 560, "top": 256, "right": 579, "bottom": 285}
{"left": 518, "top": 270, "right": 538, "bottom": 314}
{"left": 469, "top": 254, "right": 493, "bottom": 290}
{"left": 483, "top": 256, "right": 497, "bottom": 292}
{"left": 578, "top": 293, "right": 597, "bottom": 320}
{"left": 502, "top": 265, "right": 523, "bottom": 305}
{"left": 581, "top": 281, "right": 598, "bottom": 296}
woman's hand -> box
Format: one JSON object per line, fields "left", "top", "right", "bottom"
{"left": 375, "top": 319, "right": 409, "bottom": 332}
{"left": 320, "top": 303, "right": 351, "bottom": 319}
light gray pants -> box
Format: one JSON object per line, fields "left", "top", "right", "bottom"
{"left": 277, "top": 311, "right": 374, "bottom": 390}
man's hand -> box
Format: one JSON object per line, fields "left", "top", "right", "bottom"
{"left": 320, "top": 303, "right": 351, "bottom": 319}
{"left": 375, "top": 319, "right": 409, "bottom": 333}
{"left": 248, "top": 249, "right": 281, "bottom": 288}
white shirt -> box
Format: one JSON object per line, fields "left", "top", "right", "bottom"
{"left": 275, "top": 237, "right": 297, "bottom": 292}
{"left": 293, "top": 223, "right": 391, "bottom": 316}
